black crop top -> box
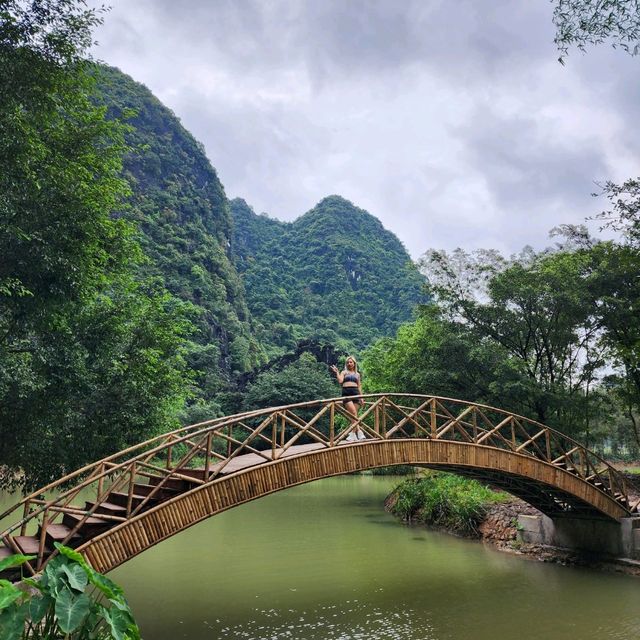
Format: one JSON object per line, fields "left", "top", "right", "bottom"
{"left": 343, "top": 372, "right": 359, "bottom": 383}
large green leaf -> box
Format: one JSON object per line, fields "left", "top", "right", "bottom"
{"left": 110, "top": 598, "right": 129, "bottom": 612}
{"left": 0, "top": 554, "right": 34, "bottom": 573}
{"left": 104, "top": 605, "right": 141, "bottom": 640}
{"left": 55, "top": 543, "right": 89, "bottom": 570}
{"left": 90, "top": 571, "right": 124, "bottom": 601}
{"left": 29, "top": 593, "right": 52, "bottom": 624}
{"left": 0, "top": 582, "right": 23, "bottom": 610}
{"left": 55, "top": 543, "right": 101, "bottom": 587}
{"left": 109, "top": 598, "right": 140, "bottom": 639}
{"left": 0, "top": 603, "right": 27, "bottom": 640}
{"left": 62, "top": 563, "right": 88, "bottom": 592}
{"left": 43, "top": 555, "right": 72, "bottom": 597}
{"left": 55, "top": 587, "right": 90, "bottom": 633}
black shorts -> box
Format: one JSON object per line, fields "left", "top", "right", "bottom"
{"left": 342, "top": 386, "right": 360, "bottom": 405}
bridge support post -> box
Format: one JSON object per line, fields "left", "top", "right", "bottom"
{"left": 518, "top": 514, "right": 640, "bottom": 560}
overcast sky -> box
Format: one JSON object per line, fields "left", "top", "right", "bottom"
{"left": 89, "top": 1, "right": 639, "bottom": 259}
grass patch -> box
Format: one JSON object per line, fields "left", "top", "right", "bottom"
{"left": 621, "top": 466, "right": 640, "bottom": 475}
{"left": 389, "top": 472, "right": 509, "bottom": 536}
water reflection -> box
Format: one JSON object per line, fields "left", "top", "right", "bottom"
{"left": 213, "top": 603, "right": 434, "bottom": 640}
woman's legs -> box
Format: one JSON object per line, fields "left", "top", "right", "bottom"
{"left": 344, "top": 400, "right": 364, "bottom": 440}
{"left": 344, "top": 400, "right": 358, "bottom": 421}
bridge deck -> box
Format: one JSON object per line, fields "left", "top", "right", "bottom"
{"left": 206, "top": 442, "right": 328, "bottom": 475}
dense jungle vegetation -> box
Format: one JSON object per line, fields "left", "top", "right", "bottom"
{"left": 93, "top": 65, "right": 266, "bottom": 423}
{"left": 93, "top": 67, "right": 425, "bottom": 418}
{"left": 1, "top": 0, "right": 639, "bottom": 492}
{"left": 231, "top": 196, "right": 426, "bottom": 356}
{"left": 0, "top": 2, "right": 192, "bottom": 488}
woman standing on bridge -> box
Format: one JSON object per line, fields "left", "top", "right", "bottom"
{"left": 330, "top": 356, "right": 366, "bottom": 441}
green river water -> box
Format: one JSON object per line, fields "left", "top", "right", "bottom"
{"left": 4, "top": 476, "right": 640, "bottom": 639}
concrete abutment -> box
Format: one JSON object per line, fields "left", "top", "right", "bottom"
{"left": 518, "top": 513, "right": 640, "bottom": 560}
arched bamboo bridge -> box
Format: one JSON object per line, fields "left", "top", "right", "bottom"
{"left": 1, "top": 394, "right": 638, "bottom": 577}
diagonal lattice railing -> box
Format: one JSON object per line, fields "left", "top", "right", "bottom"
{"left": 0, "top": 393, "right": 636, "bottom": 575}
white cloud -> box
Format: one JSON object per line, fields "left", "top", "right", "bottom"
{"left": 90, "top": 0, "right": 640, "bottom": 258}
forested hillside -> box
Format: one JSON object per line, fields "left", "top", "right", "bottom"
{"left": 92, "top": 66, "right": 427, "bottom": 419}
{"left": 231, "top": 196, "right": 426, "bottom": 356}
{"left": 94, "top": 66, "right": 265, "bottom": 407}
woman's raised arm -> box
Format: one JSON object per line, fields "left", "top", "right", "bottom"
{"left": 330, "top": 364, "right": 344, "bottom": 384}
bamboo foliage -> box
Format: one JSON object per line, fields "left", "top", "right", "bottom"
{"left": 0, "top": 393, "right": 635, "bottom": 576}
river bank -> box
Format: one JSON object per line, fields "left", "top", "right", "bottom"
{"left": 385, "top": 473, "right": 640, "bottom": 578}
{"left": 478, "top": 500, "right": 640, "bottom": 577}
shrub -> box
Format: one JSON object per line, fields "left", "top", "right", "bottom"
{"left": 390, "top": 473, "right": 506, "bottom": 536}
{"left": 0, "top": 545, "right": 139, "bottom": 639}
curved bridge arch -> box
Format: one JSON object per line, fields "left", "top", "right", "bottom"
{"left": 1, "top": 394, "right": 637, "bottom": 576}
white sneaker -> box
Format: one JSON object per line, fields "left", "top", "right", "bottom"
{"left": 357, "top": 430, "right": 367, "bottom": 440}
{"left": 345, "top": 432, "right": 357, "bottom": 442}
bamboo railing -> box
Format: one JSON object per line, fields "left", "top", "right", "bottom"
{"left": 0, "top": 394, "right": 636, "bottom": 575}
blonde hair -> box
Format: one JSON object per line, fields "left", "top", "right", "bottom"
{"left": 344, "top": 355, "right": 358, "bottom": 373}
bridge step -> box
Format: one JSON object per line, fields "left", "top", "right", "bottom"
{"left": 107, "top": 491, "right": 161, "bottom": 510}
{"left": 147, "top": 475, "right": 194, "bottom": 491}
{"left": 555, "top": 461, "right": 579, "bottom": 475}
{"left": 62, "top": 511, "right": 111, "bottom": 535}
{"left": 40, "top": 523, "right": 82, "bottom": 548}
{"left": 175, "top": 467, "right": 214, "bottom": 481}
{"left": 14, "top": 535, "right": 50, "bottom": 556}
{"left": 131, "top": 482, "right": 180, "bottom": 499}
{"left": 85, "top": 500, "right": 127, "bottom": 517}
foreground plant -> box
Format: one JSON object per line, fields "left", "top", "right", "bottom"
{"left": 0, "top": 544, "right": 140, "bottom": 639}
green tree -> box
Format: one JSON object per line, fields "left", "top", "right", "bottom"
{"left": 586, "top": 184, "right": 640, "bottom": 447}
{"left": 550, "top": 1, "right": 640, "bottom": 449}
{"left": 555, "top": 195, "right": 640, "bottom": 450}
{"left": 414, "top": 247, "right": 608, "bottom": 438}
{"left": 243, "top": 353, "right": 338, "bottom": 411}
{"left": 552, "top": 0, "right": 640, "bottom": 61}
{"left": 550, "top": 2, "right": 640, "bottom": 450}
{"left": 362, "top": 305, "right": 515, "bottom": 403}
{"left": 0, "top": 1, "right": 191, "bottom": 488}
